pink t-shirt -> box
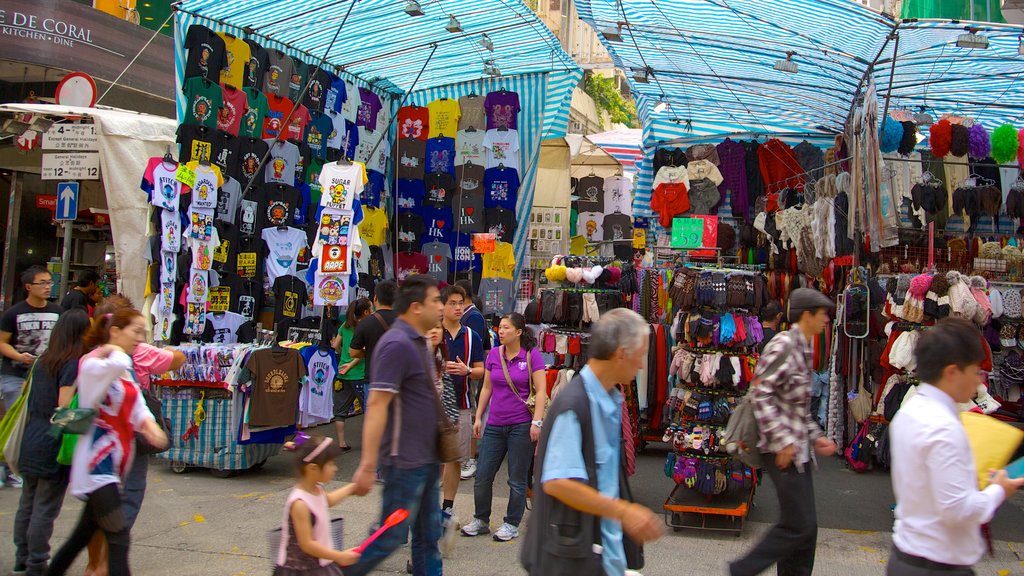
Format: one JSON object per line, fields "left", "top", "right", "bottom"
{"left": 132, "top": 343, "right": 175, "bottom": 389}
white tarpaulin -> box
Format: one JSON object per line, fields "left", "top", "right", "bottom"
{"left": 0, "top": 104, "right": 177, "bottom": 307}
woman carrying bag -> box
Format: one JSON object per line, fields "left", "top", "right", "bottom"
{"left": 47, "top": 308, "right": 169, "bottom": 576}
{"left": 461, "top": 313, "right": 546, "bottom": 543}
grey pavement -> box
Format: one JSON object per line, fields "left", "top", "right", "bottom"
{"left": 2, "top": 420, "right": 1023, "bottom": 575}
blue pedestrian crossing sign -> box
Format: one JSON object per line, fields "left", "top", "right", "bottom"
{"left": 56, "top": 182, "right": 79, "bottom": 221}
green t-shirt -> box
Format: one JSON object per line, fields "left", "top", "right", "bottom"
{"left": 337, "top": 324, "right": 365, "bottom": 380}
{"left": 183, "top": 77, "right": 224, "bottom": 129}
{"left": 240, "top": 87, "right": 269, "bottom": 139}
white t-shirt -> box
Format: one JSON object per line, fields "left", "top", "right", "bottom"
{"left": 188, "top": 228, "right": 220, "bottom": 271}
{"left": 262, "top": 226, "right": 307, "bottom": 283}
{"left": 300, "top": 348, "right": 337, "bottom": 427}
{"left": 208, "top": 311, "right": 246, "bottom": 344}
{"left": 482, "top": 129, "right": 520, "bottom": 171}
{"left": 456, "top": 130, "right": 486, "bottom": 166}
{"left": 341, "top": 81, "right": 360, "bottom": 123}
{"left": 150, "top": 162, "right": 182, "bottom": 211}
{"left": 354, "top": 127, "right": 384, "bottom": 168}
{"left": 326, "top": 110, "right": 346, "bottom": 150}
{"left": 318, "top": 162, "right": 367, "bottom": 212}
{"left": 604, "top": 176, "right": 633, "bottom": 216}
{"left": 312, "top": 270, "right": 349, "bottom": 306}
{"left": 160, "top": 209, "right": 181, "bottom": 253}
{"left": 187, "top": 268, "right": 210, "bottom": 303}
{"left": 190, "top": 163, "right": 222, "bottom": 211}
{"left": 577, "top": 211, "right": 604, "bottom": 243}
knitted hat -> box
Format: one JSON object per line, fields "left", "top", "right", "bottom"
{"left": 1000, "top": 323, "right": 1018, "bottom": 348}
{"left": 970, "top": 276, "right": 992, "bottom": 325}
{"left": 947, "top": 271, "right": 979, "bottom": 320}
{"left": 990, "top": 285, "right": 1004, "bottom": 319}
{"left": 930, "top": 119, "right": 953, "bottom": 157}
{"left": 888, "top": 331, "right": 919, "bottom": 372}
{"left": 1003, "top": 287, "right": 1023, "bottom": 319}
{"left": 893, "top": 274, "right": 912, "bottom": 305}
{"left": 717, "top": 223, "right": 736, "bottom": 252}
{"left": 950, "top": 123, "right": 969, "bottom": 157}
{"left": 924, "top": 273, "right": 951, "bottom": 319}
{"left": 1003, "top": 244, "right": 1022, "bottom": 264}
{"left": 903, "top": 274, "right": 932, "bottom": 323}
{"left": 582, "top": 265, "right": 603, "bottom": 284}
{"left": 980, "top": 241, "right": 1003, "bottom": 260}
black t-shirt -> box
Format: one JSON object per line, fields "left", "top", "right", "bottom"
{"left": 184, "top": 25, "right": 226, "bottom": 82}
{"left": 602, "top": 213, "right": 632, "bottom": 242}
{"left": 20, "top": 360, "right": 77, "bottom": 478}
{"left": 424, "top": 172, "right": 456, "bottom": 208}
{"left": 235, "top": 137, "right": 270, "bottom": 187}
{"left": 397, "top": 211, "right": 426, "bottom": 252}
{"left": 368, "top": 246, "right": 387, "bottom": 282}
{"left": 177, "top": 124, "right": 216, "bottom": 164}
{"left": 255, "top": 183, "right": 301, "bottom": 230}
{"left": 292, "top": 140, "right": 313, "bottom": 191}
{"left": 351, "top": 309, "right": 397, "bottom": 378}
{"left": 60, "top": 289, "right": 90, "bottom": 312}
{"left": 212, "top": 221, "right": 241, "bottom": 273}
{"left": 272, "top": 274, "right": 308, "bottom": 326}
{"left": 233, "top": 278, "right": 263, "bottom": 321}
{"left": 212, "top": 130, "right": 241, "bottom": 177}
{"left": 575, "top": 175, "right": 605, "bottom": 213}
{"left": 209, "top": 270, "right": 243, "bottom": 313}
{"left": 0, "top": 300, "right": 62, "bottom": 378}
{"left": 234, "top": 234, "right": 265, "bottom": 282}
{"left": 485, "top": 207, "right": 516, "bottom": 243}
{"left": 243, "top": 39, "right": 269, "bottom": 89}
{"left": 236, "top": 320, "right": 259, "bottom": 343}
{"left": 303, "top": 67, "right": 331, "bottom": 114}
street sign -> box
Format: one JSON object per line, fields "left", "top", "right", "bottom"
{"left": 55, "top": 182, "right": 79, "bottom": 221}
{"left": 35, "top": 195, "right": 57, "bottom": 211}
{"left": 42, "top": 124, "right": 99, "bottom": 151}
{"left": 41, "top": 152, "right": 99, "bottom": 180}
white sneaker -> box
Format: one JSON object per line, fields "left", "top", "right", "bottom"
{"left": 493, "top": 522, "right": 519, "bottom": 542}
{"left": 460, "top": 518, "right": 489, "bottom": 537}
{"left": 440, "top": 508, "right": 458, "bottom": 558}
{"left": 460, "top": 458, "right": 477, "bottom": 480}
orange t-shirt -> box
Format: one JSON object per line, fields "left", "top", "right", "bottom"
{"left": 652, "top": 182, "right": 690, "bottom": 228}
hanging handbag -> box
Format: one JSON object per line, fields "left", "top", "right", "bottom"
{"left": 423, "top": 348, "right": 461, "bottom": 463}
{"left": 498, "top": 345, "right": 536, "bottom": 409}
{"left": 49, "top": 404, "right": 97, "bottom": 437}
{"left": 0, "top": 363, "right": 33, "bottom": 475}
{"left": 136, "top": 385, "right": 172, "bottom": 456}
{"left": 56, "top": 394, "right": 81, "bottom": 466}
{"left": 619, "top": 457, "right": 645, "bottom": 570}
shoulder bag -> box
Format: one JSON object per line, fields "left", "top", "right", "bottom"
{"left": 0, "top": 363, "right": 34, "bottom": 474}
{"left": 422, "top": 344, "right": 461, "bottom": 463}
{"left": 498, "top": 345, "right": 536, "bottom": 410}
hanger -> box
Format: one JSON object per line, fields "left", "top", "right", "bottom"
{"left": 497, "top": 126, "right": 508, "bottom": 132}
{"left": 497, "top": 162, "right": 505, "bottom": 169}
{"left": 336, "top": 154, "right": 351, "bottom": 165}
{"left": 499, "top": 86, "right": 507, "bottom": 93}
{"left": 199, "top": 158, "right": 211, "bottom": 167}
{"left": 466, "top": 125, "right": 477, "bottom": 133}
{"left": 163, "top": 146, "right": 175, "bottom": 163}
{"left": 468, "top": 91, "right": 478, "bottom": 97}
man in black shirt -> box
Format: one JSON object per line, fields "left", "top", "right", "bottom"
{"left": 60, "top": 270, "right": 100, "bottom": 312}
{"left": 758, "top": 301, "right": 783, "bottom": 353}
{"left": 349, "top": 280, "right": 398, "bottom": 380}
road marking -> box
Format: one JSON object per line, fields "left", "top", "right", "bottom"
{"left": 194, "top": 514, "right": 206, "bottom": 523}
{"left": 841, "top": 529, "right": 877, "bottom": 535}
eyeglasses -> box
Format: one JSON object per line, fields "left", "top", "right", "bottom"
{"left": 31, "top": 281, "right": 54, "bottom": 286}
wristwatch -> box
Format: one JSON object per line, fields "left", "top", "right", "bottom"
{"left": 532, "top": 420, "right": 544, "bottom": 429}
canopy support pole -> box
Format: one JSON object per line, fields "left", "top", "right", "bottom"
{"left": 844, "top": 20, "right": 902, "bottom": 131}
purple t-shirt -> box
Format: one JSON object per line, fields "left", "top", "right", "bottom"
{"left": 484, "top": 91, "right": 520, "bottom": 131}
{"left": 356, "top": 87, "right": 383, "bottom": 130}
{"left": 485, "top": 346, "right": 543, "bottom": 426}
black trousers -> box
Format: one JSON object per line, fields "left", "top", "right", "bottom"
{"left": 886, "top": 548, "right": 975, "bottom": 576}
{"left": 47, "top": 483, "right": 132, "bottom": 576}
{"left": 730, "top": 454, "right": 817, "bottom": 576}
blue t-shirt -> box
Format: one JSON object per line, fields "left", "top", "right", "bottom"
{"left": 443, "top": 325, "right": 485, "bottom": 409}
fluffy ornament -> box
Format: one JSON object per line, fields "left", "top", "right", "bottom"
{"left": 930, "top": 119, "right": 952, "bottom": 157}
{"left": 1017, "top": 129, "right": 1024, "bottom": 168}
{"left": 991, "top": 124, "right": 1019, "bottom": 164}
{"left": 565, "top": 267, "right": 584, "bottom": 284}
{"left": 582, "top": 265, "right": 603, "bottom": 284}
{"left": 950, "top": 124, "right": 969, "bottom": 157}
{"left": 968, "top": 123, "right": 991, "bottom": 160}
{"left": 898, "top": 121, "right": 918, "bottom": 155}
{"left": 879, "top": 117, "right": 903, "bottom": 153}
{"left": 545, "top": 265, "right": 567, "bottom": 282}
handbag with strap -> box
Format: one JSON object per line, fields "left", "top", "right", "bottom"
{"left": 421, "top": 344, "right": 461, "bottom": 463}
{"left": 0, "top": 362, "right": 34, "bottom": 474}
{"left": 619, "top": 457, "right": 644, "bottom": 570}
{"left": 498, "top": 345, "right": 536, "bottom": 410}
{"left": 136, "top": 384, "right": 172, "bottom": 456}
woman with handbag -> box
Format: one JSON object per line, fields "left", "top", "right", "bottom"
{"left": 11, "top": 309, "right": 90, "bottom": 576}
{"left": 47, "top": 307, "right": 169, "bottom": 576}
{"left": 461, "top": 313, "right": 546, "bottom": 543}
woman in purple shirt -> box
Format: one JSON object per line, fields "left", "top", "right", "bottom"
{"left": 460, "top": 313, "right": 546, "bottom": 543}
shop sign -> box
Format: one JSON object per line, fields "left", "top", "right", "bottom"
{"left": 320, "top": 244, "right": 349, "bottom": 273}
{"left": 41, "top": 152, "right": 99, "bottom": 180}
{"left": 42, "top": 123, "right": 98, "bottom": 151}
{"left": 35, "top": 194, "right": 56, "bottom": 211}
{"left": 0, "top": 8, "right": 98, "bottom": 50}
{"left": 471, "top": 233, "right": 496, "bottom": 254}
{"left": 93, "top": 213, "right": 109, "bottom": 227}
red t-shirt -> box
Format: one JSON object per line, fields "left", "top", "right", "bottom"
{"left": 651, "top": 182, "right": 690, "bottom": 228}
{"left": 217, "top": 85, "right": 248, "bottom": 136}
{"left": 263, "top": 94, "right": 295, "bottom": 140}
{"left": 285, "top": 103, "right": 311, "bottom": 142}
{"left": 394, "top": 251, "right": 429, "bottom": 281}
{"left": 397, "top": 106, "right": 429, "bottom": 141}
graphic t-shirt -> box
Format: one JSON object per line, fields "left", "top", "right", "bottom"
{"left": 303, "top": 67, "right": 331, "bottom": 114}
{"left": 577, "top": 211, "right": 604, "bottom": 242}
{"left": 324, "top": 72, "right": 346, "bottom": 114}
{"left": 300, "top": 348, "right": 338, "bottom": 426}
{"left": 293, "top": 142, "right": 312, "bottom": 191}
{"left": 312, "top": 269, "right": 349, "bottom": 307}
{"left": 211, "top": 131, "right": 240, "bottom": 177}
{"left": 326, "top": 110, "right": 347, "bottom": 150}
{"left": 604, "top": 175, "right": 633, "bottom": 215}
{"left": 263, "top": 139, "right": 300, "bottom": 185}
{"left": 183, "top": 77, "right": 224, "bottom": 129}
{"left": 188, "top": 207, "right": 216, "bottom": 241}
{"left": 362, "top": 170, "right": 385, "bottom": 207}
{"left": 263, "top": 94, "right": 295, "bottom": 140}
{"left": 455, "top": 163, "right": 486, "bottom": 196}
{"left": 422, "top": 207, "right": 453, "bottom": 245}
{"left": 315, "top": 211, "right": 354, "bottom": 247}
{"left": 288, "top": 58, "right": 309, "bottom": 103}
{"left": 425, "top": 136, "right": 456, "bottom": 175}
{"left": 208, "top": 311, "right": 246, "bottom": 344}
{"left": 455, "top": 192, "right": 485, "bottom": 233}
{"left": 284, "top": 104, "right": 312, "bottom": 143}
{"left": 359, "top": 206, "right": 389, "bottom": 246}
{"left": 160, "top": 209, "right": 182, "bottom": 253}
{"left": 397, "top": 212, "right": 426, "bottom": 252}
{"left": 483, "top": 167, "right": 520, "bottom": 210}
{"left": 240, "top": 88, "right": 269, "bottom": 139}
{"left": 184, "top": 25, "right": 226, "bottom": 82}
{"left": 188, "top": 162, "right": 223, "bottom": 211}
{"left": 575, "top": 175, "right": 605, "bottom": 213}
{"left": 232, "top": 278, "right": 262, "bottom": 320}
{"left": 272, "top": 274, "right": 309, "bottom": 325}
{"left": 481, "top": 241, "right": 516, "bottom": 280}
{"left": 304, "top": 111, "right": 334, "bottom": 159}
{"left": 188, "top": 228, "right": 220, "bottom": 271}
{"left": 216, "top": 32, "right": 250, "bottom": 88}
{"left": 421, "top": 241, "right": 452, "bottom": 282}
{"left": 482, "top": 129, "right": 520, "bottom": 170}
{"left": 255, "top": 183, "right": 301, "bottom": 229}
{"left": 395, "top": 139, "right": 427, "bottom": 180}
{"left": 217, "top": 85, "right": 248, "bottom": 136}
{"left": 243, "top": 39, "right": 269, "bottom": 89}
{"left": 264, "top": 50, "right": 293, "bottom": 96}
{"left": 396, "top": 179, "right": 425, "bottom": 212}
{"left": 428, "top": 99, "right": 461, "bottom": 138}
{"left": 602, "top": 213, "right": 633, "bottom": 242}
{"left": 186, "top": 268, "right": 209, "bottom": 304}
{"left": 177, "top": 124, "right": 215, "bottom": 164}
{"left": 262, "top": 226, "right": 307, "bottom": 283}
{"left": 455, "top": 130, "right": 486, "bottom": 166}
{"left": 144, "top": 159, "right": 183, "bottom": 211}
{"left": 212, "top": 221, "right": 240, "bottom": 273}
{"left": 398, "top": 106, "right": 429, "bottom": 140}
{"left": 485, "top": 207, "right": 516, "bottom": 243}
{"left": 395, "top": 251, "right": 429, "bottom": 281}
{"left": 449, "top": 233, "right": 481, "bottom": 272}
{"left": 318, "top": 161, "right": 367, "bottom": 212}
{"left": 0, "top": 300, "right": 62, "bottom": 377}
{"left": 356, "top": 87, "right": 383, "bottom": 130}
{"left": 245, "top": 347, "right": 305, "bottom": 427}
{"left": 484, "top": 90, "right": 520, "bottom": 130}
{"left": 235, "top": 137, "right": 269, "bottom": 186}
{"left": 424, "top": 172, "right": 456, "bottom": 208}
{"left": 458, "top": 95, "right": 486, "bottom": 131}
{"left": 216, "top": 176, "right": 242, "bottom": 225}
{"left": 341, "top": 80, "right": 359, "bottom": 122}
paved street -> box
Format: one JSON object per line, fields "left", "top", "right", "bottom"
{"left": 2, "top": 420, "right": 1023, "bottom": 575}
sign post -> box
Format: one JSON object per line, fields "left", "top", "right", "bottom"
{"left": 55, "top": 182, "right": 79, "bottom": 299}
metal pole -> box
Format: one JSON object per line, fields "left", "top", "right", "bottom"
{"left": 1, "top": 172, "right": 22, "bottom": 311}
{"left": 59, "top": 220, "right": 73, "bottom": 300}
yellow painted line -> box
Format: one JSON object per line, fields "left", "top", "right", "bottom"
{"left": 841, "top": 529, "right": 877, "bottom": 535}
{"left": 193, "top": 514, "right": 206, "bottom": 523}
{"left": 860, "top": 546, "right": 878, "bottom": 553}
{"left": 233, "top": 492, "right": 263, "bottom": 500}
{"left": 997, "top": 570, "right": 1009, "bottom": 576}
{"left": 179, "top": 521, "right": 190, "bottom": 526}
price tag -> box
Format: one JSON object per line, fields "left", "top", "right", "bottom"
{"left": 472, "top": 233, "right": 496, "bottom": 254}
{"left": 176, "top": 163, "right": 196, "bottom": 188}
{"left": 671, "top": 217, "right": 704, "bottom": 248}
{"left": 236, "top": 252, "right": 257, "bottom": 278}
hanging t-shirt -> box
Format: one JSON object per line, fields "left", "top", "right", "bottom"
{"left": 455, "top": 130, "right": 486, "bottom": 166}
{"left": 428, "top": 99, "right": 461, "bottom": 138}
{"left": 144, "top": 160, "right": 182, "bottom": 211}
{"left": 237, "top": 196, "right": 259, "bottom": 239}
{"left": 233, "top": 278, "right": 262, "bottom": 320}
{"left": 263, "top": 94, "right": 295, "bottom": 139}
{"left": 216, "top": 84, "right": 248, "bottom": 136}
{"left": 187, "top": 267, "right": 210, "bottom": 303}
{"left": 264, "top": 139, "right": 300, "bottom": 185}
{"left": 288, "top": 58, "right": 310, "bottom": 103}
{"left": 577, "top": 211, "right": 604, "bottom": 243}
{"left": 262, "top": 226, "right": 307, "bottom": 283}
{"left": 455, "top": 163, "right": 485, "bottom": 197}
{"left": 485, "top": 90, "right": 520, "bottom": 130}
{"left": 304, "top": 111, "right": 334, "bottom": 159}
{"left": 211, "top": 131, "right": 240, "bottom": 177}
{"left": 341, "top": 80, "right": 360, "bottom": 123}
{"left": 458, "top": 95, "right": 486, "bottom": 131}
{"left": 160, "top": 209, "right": 181, "bottom": 253}
{"left": 395, "top": 251, "right": 429, "bottom": 281}
{"left": 212, "top": 221, "right": 240, "bottom": 273}
{"left": 243, "top": 39, "right": 269, "bottom": 89}
{"left": 312, "top": 270, "right": 349, "bottom": 306}
{"left": 300, "top": 348, "right": 337, "bottom": 426}
{"left": 604, "top": 175, "right": 632, "bottom": 215}
{"left": 575, "top": 175, "right": 605, "bottom": 213}
{"left": 422, "top": 207, "right": 453, "bottom": 245}
{"left": 397, "top": 179, "right": 425, "bottom": 212}
{"left": 366, "top": 133, "right": 390, "bottom": 174}
{"left": 315, "top": 211, "right": 354, "bottom": 246}
{"left": 245, "top": 347, "right": 305, "bottom": 427}
{"left": 362, "top": 170, "right": 385, "bottom": 207}
{"left": 216, "top": 176, "right": 242, "bottom": 225}
{"left": 216, "top": 32, "right": 250, "bottom": 87}
{"left": 482, "top": 129, "right": 520, "bottom": 171}
{"left": 424, "top": 172, "right": 456, "bottom": 208}
{"left": 395, "top": 139, "right": 427, "bottom": 180}
{"left": 208, "top": 311, "right": 246, "bottom": 344}
{"left": 324, "top": 72, "right": 346, "bottom": 114}
{"left": 189, "top": 207, "right": 216, "bottom": 241}
{"left": 485, "top": 207, "right": 516, "bottom": 243}
{"left": 318, "top": 161, "right": 367, "bottom": 212}
{"left": 325, "top": 110, "right": 346, "bottom": 151}
{"left": 177, "top": 124, "right": 215, "bottom": 164}
{"left": 184, "top": 25, "right": 226, "bottom": 82}
{"left": 188, "top": 162, "right": 223, "bottom": 211}
{"left": 339, "top": 119, "right": 359, "bottom": 162}
{"left": 425, "top": 136, "right": 456, "bottom": 175}
{"left": 183, "top": 77, "right": 223, "bottom": 129}
{"left": 255, "top": 183, "right": 301, "bottom": 229}
{"left": 356, "top": 87, "right": 382, "bottom": 130}
{"left": 359, "top": 206, "right": 389, "bottom": 246}
{"left": 421, "top": 241, "right": 452, "bottom": 282}
{"left": 602, "top": 213, "right": 632, "bottom": 242}
{"left": 236, "top": 136, "right": 269, "bottom": 187}
{"left": 293, "top": 141, "right": 312, "bottom": 191}
{"left": 240, "top": 88, "right": 269, "bottom": 139}
{"left": 398, "top": 106, "right": 429, "bottom": 140}
{"left": 483, "top": 167, "right": 520, "bottom": 210}
{"left": 303, "top": 67, "right": 331, "bottom": 114}
{"left": 454, "top": 192, "right": 485, "bottom": 234}
{"left": 449, "top": 232, "right": 481, "bottom": 273}
{"left": 188, "top": 227, "right": 220, "bottom": 271}
{"left": 272, "top": 274, "right": 309, "bottom": 325}
{"left": 285, "top": 104, "right": 312, "bottom": 143}
{"left": 482, "top": 241, "right": 516, "bottom": 280}
{"left": 397, "top": 212, "right": 425, "bottom": 252}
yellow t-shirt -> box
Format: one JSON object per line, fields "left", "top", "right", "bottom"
{"left": 217, "top": 32, "right": 251, "bottom": 88}
{"left": 428, "top": 99, "right": 461, "bottom": 138}
{"left": 569, "top": 235, "right": 588, "bottom": 255}
{"left": 359, "top": 207, "right": 389, "bottom": 246}
{"left": 482, "top": 241, "right": 516, "bottom": 280}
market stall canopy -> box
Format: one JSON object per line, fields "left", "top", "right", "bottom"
{"left": 575, "top": 0, "right": 1024, "bottom": 144}
{"left": 588, "top": 128, "right": 642, "bottom": 171}
{"left": 566, "top": 134, "right": 619, "bottom": 167}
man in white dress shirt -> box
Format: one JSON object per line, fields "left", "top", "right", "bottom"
{"left": 889, "top": 317, "right": 1024, "bottom": 575}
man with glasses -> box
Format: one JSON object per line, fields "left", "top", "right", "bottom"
{"left": 0, "top": 266, "right": 62, "bottom": 487}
